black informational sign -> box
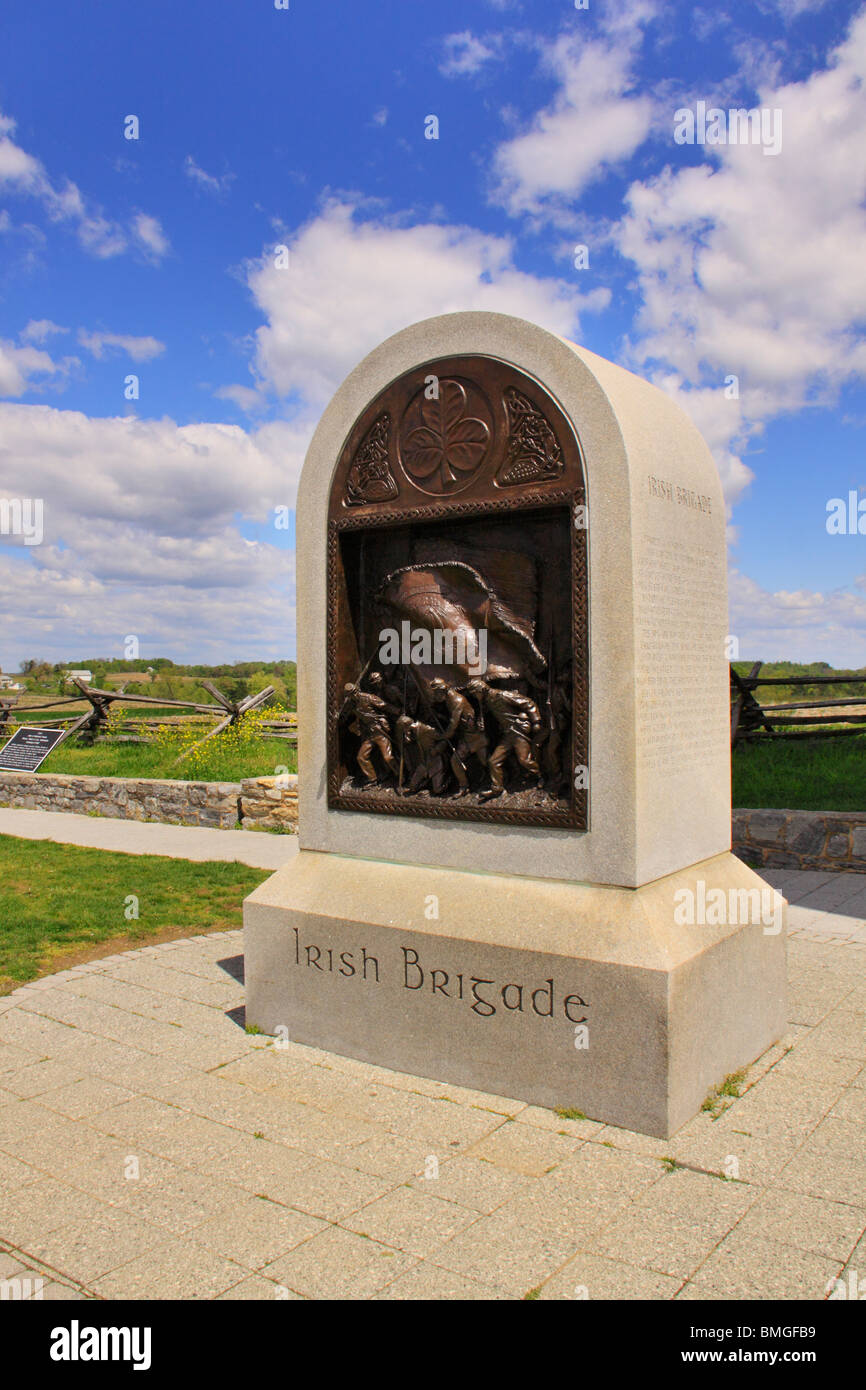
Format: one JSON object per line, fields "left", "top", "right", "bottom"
{"left": 0, "top": 726, "right": 65, "bottom": 772}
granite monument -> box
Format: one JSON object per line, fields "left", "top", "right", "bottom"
{"left": 244, "top": 311, "right": 786, "bottom": 1138}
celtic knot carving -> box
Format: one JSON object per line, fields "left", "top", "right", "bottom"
{"left": 496, "top": 387, "right": 563, "bottom": 487}
{"left": 345, "top": 413, "right": 399, "bottom": 506}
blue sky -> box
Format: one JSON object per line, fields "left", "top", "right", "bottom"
{"left": 0, "top": 0, "right": 864, "bottom": 670}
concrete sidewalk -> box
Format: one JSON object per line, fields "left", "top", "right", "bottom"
{"left": 0, "top": 870, "right": 864, "bottom": 1300}
{"left": 766, "top": 867, "right": 866, "bottom": 946}
{"left": 0, "top": 807, "right": 298, "bottom": 871}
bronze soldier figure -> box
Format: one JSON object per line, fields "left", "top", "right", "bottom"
{"left": 395, "top": 715, "right": 449, "bottom": 795}
{"left": 428, "top": 677, "right": 486, "bottom": 790}
{"left": 368, "top": 669, "right": 403, "bottom": 714}
{"left": 466, "top": 678, "right": 543, "bottom": 799}
{"left": 341, "top": 682, "right": 400, "bottom": 784}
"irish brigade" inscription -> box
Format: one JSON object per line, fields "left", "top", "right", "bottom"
{"left": 291, "top": 927, "right": 588, "bottom": 1022}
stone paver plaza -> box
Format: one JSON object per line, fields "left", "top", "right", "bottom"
{"left": 0, "top": 867, "right": 864, "bottom": 1301}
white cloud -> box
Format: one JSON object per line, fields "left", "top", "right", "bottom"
{"left": 0, "top": 340, "right": 77, "bottom": 398}
{"left": 0, "top": 342, "right": 58, "bottom": 397}
{"left": 617, "top": 8, "right": 866, "bottom": 504}
{"left": 729, "top": 568, "right": 866, "bottom": 664}
{"left": 247, "top": 199, "right": 608, "bottom": 406}
{"left": 440, "top": 31, "right": 504, "bottom": 78}
{"left": 491, "top": 30, "right": 654, "bottom": 219}
{"left": 0, "top": 323, "right": 163, "bottom": 396}
{"left": 0, "top": 404, "right": 309, "bottom": 667}
{"left": 769, "top": 0, "right": 831, "bottom": 17}
{"left": 36, "top": 525, "right": 279, "bottom": 590}
{"left": 184, "top": 156, "right": 234, "bottom": 196}
{"left": 215, "top": 383, "right": 264, "bottom": 413}
{"left": 78, "top": 331, "right": 166, "bottom": 363}
{"left": 0, "top": 405, "right": 307, "bottom": 540}
{"left": 75, "top": 212, "right": 128, "bottom": 260}
{"left": 20, "top": 320, "right": 68, "bottom": 344}
{"left": 600, "top": 0, "right": 660, "bottom": 35}
{"left": 0, "top": 111, "right": 169, "bottom": 261}
{"left": 131, "top": 213, "right": 170, "bottom": 262}
{"left": 0, "top": 124, "right": 43, "bottom": 187}
{"left": 0, "top": 546, "right": 294, "bottom": 669}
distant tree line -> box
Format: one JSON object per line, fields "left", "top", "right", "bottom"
{"left": 14, "top": 658, "right": 297, "bottom": 710}
{"left": 732, "top": 660, "right": 866, "bottom": 704}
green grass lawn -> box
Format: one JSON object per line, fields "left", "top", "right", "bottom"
{"left": 39, "top": 736, "right": 297, "bottom": 783}
{"left": 732, "top": 734, "right": 865, "bottom": 811}
{"left": 0, "top": 835, "right": 268, "bottom": 992}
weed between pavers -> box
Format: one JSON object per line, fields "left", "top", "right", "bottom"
{"left": 660, "top": 1155, "right": 747, "bottom": 1184}
{"left": 701, "top": 1068, "right": 748, "bottom": 1118}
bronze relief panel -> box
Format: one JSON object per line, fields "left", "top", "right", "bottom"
{"left": 327, "top": 355, "right": 588, "bottom": 830}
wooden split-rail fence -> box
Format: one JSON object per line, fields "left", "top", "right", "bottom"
{"left": 731, "top": 662, "right": 866, "bottom": 746}
{"left": 10, "top": 666, "right": 862, "bottom": 758}
{"left": 0, "top": 680, "right": 295, "bottom": 764}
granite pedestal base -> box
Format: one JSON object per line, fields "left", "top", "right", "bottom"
{"left": 244, "top": 849, "right": 786, "bottom": 1138}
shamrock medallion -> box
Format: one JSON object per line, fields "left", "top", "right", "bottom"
{"left": 400, "top": 379, "right": 491, "bottom": 495}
